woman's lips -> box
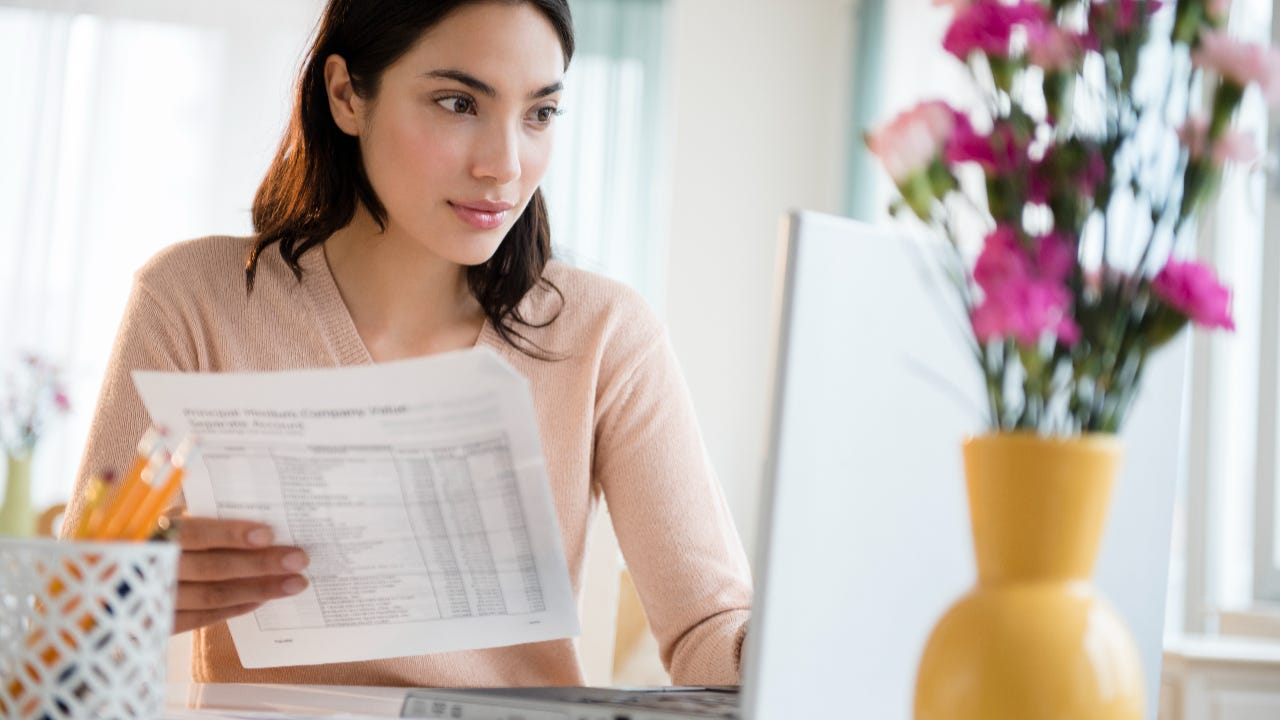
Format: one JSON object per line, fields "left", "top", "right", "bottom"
{"left": 449, "top": 201, "right": 512, "bottom": 230}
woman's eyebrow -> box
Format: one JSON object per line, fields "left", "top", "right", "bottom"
{"left": 423, "top": 69, "right": 496, "bottom": 96}
{"left": 529, "top": 81, "right": 563, "bottom": 100}
{"left": 422, "top": 69, "right": 563, "bottom": 100}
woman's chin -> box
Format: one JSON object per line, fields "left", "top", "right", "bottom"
{"left": 445, "top": 238, "right": 507, "bottom": 268}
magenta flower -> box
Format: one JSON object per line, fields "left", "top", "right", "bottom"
{"left": 1037, "top": 232, "right": 1077, "bottom": 282}
{"left": 1192, "top": 30, "right": 1280, "bottom": 105}
{"left": 1117, "top": 0, "right": 1164, "bottom": 32}
{"left": 970, "top": 228, "right": 1081, "bottom": 346}
{"left": 1029, "top": 143, "right": 1106, "bottom": 202}
{"left": 1091, "top": 0, "right": 1165, "bottom": 35}
{"left": 972, "top": 280, "right": 1081, "bottom": 345}
{"left": 943, "top": 1, "right": 1048, "bottom": 60}
{"left": 1152, "top": 259, "right": 1235, "bottom": 330}
{"left": 973, "top": 227, "right": 1077, "bottom": 288}
{"left": 946, "top": 120, "right": 1022, "bottom": 174}
{"left": 1, "top": 352, "right": 72, "bottom": 455}
{"left": 973, "top": 226, "right": 1030, "bottom": 289}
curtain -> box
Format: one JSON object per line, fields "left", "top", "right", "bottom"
{"left": 0, "top": 0, "right": 321, "bottom": 509}
{"left": 548, "top": 0, "right": 671, "bottom": 312}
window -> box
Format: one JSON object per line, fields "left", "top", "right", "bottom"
{"left": 1, "top": 0, "right": 321, "bottom": 511}
{"left": 1180, "top": 0, "right": 1280, "bottom": 628}
{"left": 548, "top": 0, "right": 671, "bottom": 311}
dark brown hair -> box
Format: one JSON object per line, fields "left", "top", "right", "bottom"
{"left": 248, "top": 0, "right": 573, "bottom": 356}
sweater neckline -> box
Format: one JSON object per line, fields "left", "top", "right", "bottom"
{"left": 297, "top": 243, "right": 500, "bottom": 367}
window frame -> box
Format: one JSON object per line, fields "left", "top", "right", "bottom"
{"left": 1251, "top": 0, "right": 1280, "bottom": 605}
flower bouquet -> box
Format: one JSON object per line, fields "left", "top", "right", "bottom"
{"left": 0, "top": 352, "right": 71, "bottom": 536}
{"left": 864, "top": 2, "right": 1280, "bottom": 717}
{"left": 867, "top": 0, "right": 1271, "bottom": 434}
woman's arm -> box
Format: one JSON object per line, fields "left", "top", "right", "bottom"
{"left": 66, "top": 279, "right": 197, "bottom": 528}
{"left": 593, "top": 324, "right": 752, "bottom": 686}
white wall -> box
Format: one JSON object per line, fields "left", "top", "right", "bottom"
{"left": 662, "top": 0, "right": 855, "bottom": 557}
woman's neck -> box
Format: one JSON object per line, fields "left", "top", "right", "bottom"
{"left": 323, "top": 206, "right": 486, "bottom": 362}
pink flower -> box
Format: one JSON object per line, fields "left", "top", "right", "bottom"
{"left": 1178, "top": 115, "right": 1260, "bottom": 164}
{"left": 1214, "top": 128, "right": 1259, "bottom": 162}
{"left": 1178, "top": 116, "right": 1210, "bottom": 157}
{"left": 1192, "top": 30, "right": 1280, "bottom": 104}
{"left": 1026, "top": 25, "right": 1093, "bottom": 71}
{"left": 1152, "top": 259, "right": 1235, "bottom": 330}
{"left": 1207, "top": 0, "right": 1233, "bottom": 23}
{"left": 970, "top": 227, "right": 1081, "bottom": 345}
{"left": 943, "top": 1, "right": 1048, "bottom": 60}
{"left": 867, "top": 101, "right": 967, "bottom": 182}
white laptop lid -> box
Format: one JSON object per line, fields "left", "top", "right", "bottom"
{"left": 740, "top": 210, "right": 1186, "bottom": 720}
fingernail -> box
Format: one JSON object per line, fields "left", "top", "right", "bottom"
{"left": 246, "top": 528, "right": 273, "bottom": 547}
{"left": 281, "top": 576, "right": 308, "bottom": 595}
{"left": 281, "top": 551, "right": 309, "bottom": 572}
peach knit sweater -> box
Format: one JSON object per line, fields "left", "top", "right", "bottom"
{"left": 65, "top": 236, "right": 752, "bottom": 687}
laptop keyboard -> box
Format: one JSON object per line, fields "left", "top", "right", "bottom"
{"left": 585, "top": 688, "right": 739, "bottom": 717}
{"left": 401, "top": 686, "right": 740, "bottom": 719}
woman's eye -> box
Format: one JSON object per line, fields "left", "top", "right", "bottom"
{"left": 533, "top": 106, "right": 559, "bottom": 124}
{"left": 437, "top": 97, "right": 475, "bottom": 115}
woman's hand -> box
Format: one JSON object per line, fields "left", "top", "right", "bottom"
{"left": 173, "top": 516, "right": 310, "bottom": 634}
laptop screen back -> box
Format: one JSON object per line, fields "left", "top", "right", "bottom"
{"left": 740, "top": 211, "right": 1185, "bottom": 720}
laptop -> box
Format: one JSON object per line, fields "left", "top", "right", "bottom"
{"left": 401, "top": 210, "right": 1187, "bottom": 719}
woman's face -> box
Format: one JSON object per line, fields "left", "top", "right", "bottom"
{"left": 341, "top": 2, "right": 565, "bottom": 265}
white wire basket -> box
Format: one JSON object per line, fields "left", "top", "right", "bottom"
{"left": 0, "top": 537, "right": 179, "bottom": 720}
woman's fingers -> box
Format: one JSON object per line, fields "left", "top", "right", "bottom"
{"left": 178, "top": 546, "right": 309, "bottom": 582}
{"left": 174, "top": 602, "right": 265, "bottom": 636}
{"left": 178, "top": 516, "right": 276, "bottom": 551}
{"left": 177, "top": 574, "right": 309, "bottom": 611}
{"left": 169, "top": 515, "right": 312, "bottom": 634}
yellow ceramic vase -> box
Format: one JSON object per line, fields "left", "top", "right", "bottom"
{"left": 914, "top": 433, "right": 1144, "bottom": 720}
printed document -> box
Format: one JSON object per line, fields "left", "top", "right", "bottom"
{"left": 133, "top": 348, "right": 579, "bottom": 668}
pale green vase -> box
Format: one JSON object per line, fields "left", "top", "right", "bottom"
{"left": 0, "top": 452, "right": 36, "bottom": 537}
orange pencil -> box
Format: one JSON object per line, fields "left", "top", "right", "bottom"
{"left": 70, "top": 471, "right": 116, "bottom": 540}
{"left": 47, "top": 472, "right": 116, "bottom": 600}
{"left": 95, "top": 441, "right": 168, "bottom": 541}
{"left": 124, "top": 435, "right": 198, "bottom": 541}
{"left": 85, "top": 428, "right": 164, "bottom": 539}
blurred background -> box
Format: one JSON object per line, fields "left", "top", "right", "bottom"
{"left": 2, "top": 0, "right": 1279, "bottom": 715}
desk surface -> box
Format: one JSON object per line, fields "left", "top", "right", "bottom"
{"left": 168, "top": 684, "right": 408, "bottom": 718}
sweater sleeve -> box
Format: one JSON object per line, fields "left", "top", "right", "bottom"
{"left": 592, "top": 325, "right": 752, "bottom": 686}
{"left": 62, "top": 278, "right": 198, "bottom": 537}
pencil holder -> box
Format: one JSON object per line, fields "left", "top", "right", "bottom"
{"left": 0, "top": 538, "right": 179, "bottom": 720}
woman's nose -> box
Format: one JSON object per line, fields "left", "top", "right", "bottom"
{"left": 471, "top": 121, "right": 522, "bottom": 185}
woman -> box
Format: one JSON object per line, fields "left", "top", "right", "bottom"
{"left": 66, "top": 0, "right": 751, "bottom": 688}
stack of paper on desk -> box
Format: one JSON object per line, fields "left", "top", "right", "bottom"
{"left": 134, "top": 348, "right": 579, "bottom": 668}
{"left": 162, "top": 707, "right": 389, "bottom": 712}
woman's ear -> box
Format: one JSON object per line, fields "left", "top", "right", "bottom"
{"left": 324, "top": 54, "right": 361, "bottom": 136}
